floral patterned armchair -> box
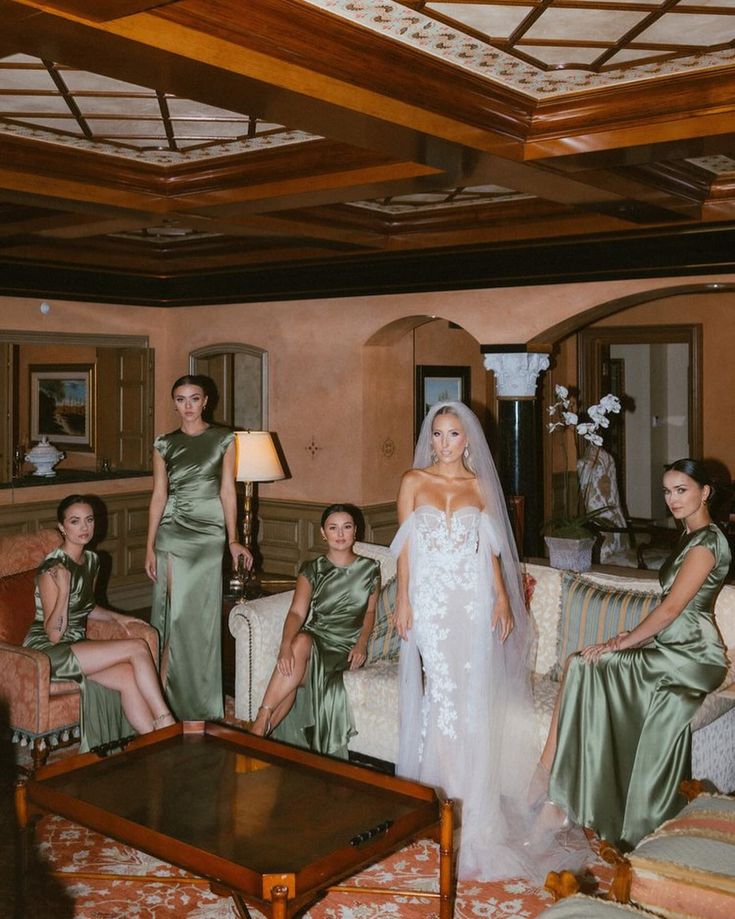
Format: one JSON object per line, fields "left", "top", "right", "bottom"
{"left": 0, "top": 529, "right": 158, "bottom": 769}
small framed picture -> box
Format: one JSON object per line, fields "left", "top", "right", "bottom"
{"left": 30, "top": 363, "right": 95, "bottom": 450}
{"left": 415, "top": 365, "right": 471, "bottom": 437}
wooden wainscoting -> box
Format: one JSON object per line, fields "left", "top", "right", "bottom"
{"left": 257, "top": 499, "right": 398, "bottom": 578}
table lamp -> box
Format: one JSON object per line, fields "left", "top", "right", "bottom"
{"left": 233, "top": 431, "right": 286, "bottom": 593}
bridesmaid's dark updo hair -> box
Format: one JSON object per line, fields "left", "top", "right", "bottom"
{"left": 57, "top": 493, "right": 94, "bottom": 523}
{"left": 320, "top": 503, "right": 364, "bottom": 538}
{"left": 664, "top": 458, "right": 730, "bottom": 519}
{"left": 170, "top": 374, "right": 208, "bottom": 397}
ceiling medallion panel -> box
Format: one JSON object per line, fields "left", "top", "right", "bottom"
{"left": 0, "top": 54, "right": 321, "bottom": 164}
{"left": 350, "top": 185, "right": 533, "bottom": 213}
{"left": 305, "top": 0, "right": 735, "bottom": 97}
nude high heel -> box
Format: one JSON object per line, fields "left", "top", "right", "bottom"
{"left": 256, "top": 704, "right": 274, "bottom": 737}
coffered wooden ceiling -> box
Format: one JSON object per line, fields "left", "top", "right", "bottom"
{"left": 1, "top": 0, "right": 734, "bottom": 304}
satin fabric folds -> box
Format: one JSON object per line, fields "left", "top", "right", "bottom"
{"left": 392, "top": 506, "right": 538, "bottom": 881}
{"left": 24, "top": 548, "right": 134, "bottom": 752}
{"left": 550, "top": 524, "right": 731, "bottom": 850}
{"left": 273, "top": 554, "right": 380, "bottom": 758}
{"left": 151, "top": 426, "right": 234, "bottom": 721}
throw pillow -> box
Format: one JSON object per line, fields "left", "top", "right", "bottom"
{"left": 553, "top": 573, "right": 659, "bottom": 678}
{"left": 0, "top": 568, "right": 37, "bottom": 644}
{"left": 366, "top": 576, "right": 400, "bottom": 664}
{"left": 629, "top": 793, "right": 735, "bottom": 919}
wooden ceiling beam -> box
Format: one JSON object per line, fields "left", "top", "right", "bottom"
{"left": 200, "top": 215, "right": 388, "bottom": 249}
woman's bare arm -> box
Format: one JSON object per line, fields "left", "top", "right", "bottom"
{"left": 144, "top": 449, "right": 168, "bottom": 582}
{"left": 583, "top": 544, "right": 715, "bottom": 661}
{"left": 395, "top": 471, "right": 418, "bottom": 640}
{"left": 276, "top": 574, "right": 313, "bottom": 676}
{"left": 220, "top": 441, "right": 253, "bottom": 570}
{"left": 348, "top": 580, "right": 379, "bottom": 670}
{"left": 490, "top": 554, "right": 514, "bottom": 642}
{"left": 39, "top": 565, "right": 71, "bottom": 643}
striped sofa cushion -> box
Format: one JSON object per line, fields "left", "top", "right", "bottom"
{"left": 539, "top": 894, "right": 653, "bottom": 917}
{"left": 630, "top": 793, "right": 735, "bottom": 919}
{"left": 366, "top": 576, "right": 400, "bottom": 663}
{"left": 553, "top": 573, "right": 659, "bottom": 678}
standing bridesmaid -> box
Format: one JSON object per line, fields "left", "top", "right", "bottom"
{"left": 145, "top": 375, "right": 252, "bottom": 720}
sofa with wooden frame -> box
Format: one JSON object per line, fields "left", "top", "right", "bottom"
{"left": 231, "top": 543, "right": 735, "bottom": 791}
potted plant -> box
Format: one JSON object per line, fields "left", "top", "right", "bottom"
{"left": 544, "top": 385, "right": 622, "bottom": 570}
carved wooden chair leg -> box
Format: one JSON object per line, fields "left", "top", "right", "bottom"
{"left": 545, "top": 870, "right": 581, "bottom": 901}
{"left": 680, "top": 778, "right": 707, "bottom": 802}
{"left": 31, "top": 740, "right": 49, "bottom": 773}
{"left": 598, "top": 839, "right": 632, "bottom": 903}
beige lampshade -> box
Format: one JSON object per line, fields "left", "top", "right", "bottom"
{"left": 234, "top": 431, "right": 285, "bottom": 482}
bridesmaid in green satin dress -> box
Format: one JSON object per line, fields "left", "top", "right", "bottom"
{"left": 538, "top": 459, "right": 731, "bottom": 851}
{"left": 145, "top": 375, "right": 252, "bottom": 721}
{"left": 250, "top": 504, "right": 380, "bottom": 758}
{"left": 25, "top": 495, "right": 174, "bottom": 752}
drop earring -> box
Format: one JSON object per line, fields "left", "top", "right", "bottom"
{"left": 431, "top": 451, "right": 438, "bottom": 464}
{"left": 463, "top": 446, "right": 470, "bottom": 460}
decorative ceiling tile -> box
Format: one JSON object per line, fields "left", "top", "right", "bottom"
{"left": 426, "top": 3, "right": 533, "bottom": 38}
{"left": 686, "top": 155, "right": 735, "bottom": 175}
{"left": 0, "top": 54, "right": 322, "bottom": 162}
{"left": 302, "top": 0, "right": 735, "bottom": 96}
{"left": 523, "top": 9, "right": 647, "bottom": 42}
{"left": 349, "top": 184, "right": 533, "bottom": 213}
{"left": 636, "top": 13, "right": 735, "bottom": 45}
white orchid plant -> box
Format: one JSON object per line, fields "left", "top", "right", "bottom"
{"left": 545, "top": 384, "right": 622, "bottom": 539}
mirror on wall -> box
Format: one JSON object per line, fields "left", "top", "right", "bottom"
{"left": 190, "top": 343, "right": 267, "bottom": 430}
{"left": 0, "top": 332, "right": 154, "bottom": 486}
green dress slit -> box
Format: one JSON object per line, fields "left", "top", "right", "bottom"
{"left": 150, "top": 426, "right": 234, "bottom": 721}
{"left": 24, "top": 548, "right": 134, "bottom": 753}
{"left": 272, "top": 554, "right": 380, "bottom": 759}
{"left": 550, "top": 524, "right": 731, "bottom": 850}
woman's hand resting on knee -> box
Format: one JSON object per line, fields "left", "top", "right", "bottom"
{"left": 347, "top": 639, "right": 368, "bottom": 670}
{"left": 277, "top": 640, "right": 296, "bottom": 677}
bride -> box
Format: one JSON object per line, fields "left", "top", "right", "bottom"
{"left": 392, "top": 401, "right": 538, "bottom": 880}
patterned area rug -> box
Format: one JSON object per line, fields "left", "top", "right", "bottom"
{"left": 22, "top": 819, "right": 559, "bottom": 918}
{"left": 1, "top": 701, "right": 607, "bottom": 918}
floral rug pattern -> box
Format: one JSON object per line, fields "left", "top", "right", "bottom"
{"left": 22, "top": 816, "right": 559, "bottom": 918}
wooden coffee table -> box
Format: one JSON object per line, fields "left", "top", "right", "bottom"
{"left": 17, "top": 722, "right": 454, "bottom": 918}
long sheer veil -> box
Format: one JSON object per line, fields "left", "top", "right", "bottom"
{"left": 413, "top": 400, "right": 533, "bottom": 684}
{"left": 394, "top": 400, "right": 543, "bottom": 880}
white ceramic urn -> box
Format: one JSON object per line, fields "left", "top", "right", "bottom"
{"left": 25, "top": 436, "right": 65, "bottom": 477}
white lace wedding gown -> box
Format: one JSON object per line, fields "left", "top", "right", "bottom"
{"left": 392, "top": 505, "right": 537, "bottom": 880}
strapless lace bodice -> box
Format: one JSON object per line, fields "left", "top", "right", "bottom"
{"left": 414, "top": 505, "right": 481, "bottom": 558}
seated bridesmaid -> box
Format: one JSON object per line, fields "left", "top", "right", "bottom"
{"left": 250, "top": 503, "right": 380, "bottom": 758}
{"left": 532, "top": 459, "right": 731, "bottom": 852}
{"left": 24, "top": 494, "right": 175, "bottom": 753}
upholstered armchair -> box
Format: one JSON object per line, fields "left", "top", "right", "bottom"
{"left": 0, "top": 529, "right": 158, "bottom": 769}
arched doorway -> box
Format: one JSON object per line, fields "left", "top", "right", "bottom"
{"left": 189, "top": 343, "right": 268, "bottom": 430}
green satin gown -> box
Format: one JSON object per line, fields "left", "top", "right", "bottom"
{"left": 24, "top": 548, "right": 135, "bottom": 753}
{"left": 150, "top": 426, "right": 234, "bottom": 721}
{"left": 550, "top": 524, "right": 731, "bottom": 850}
{"left": 272, "top": 554, "right": 380, "bottom": 758}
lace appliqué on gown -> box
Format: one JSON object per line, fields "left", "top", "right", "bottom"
{"left": 412, "top": 507, "right": 481, "bottom": 755}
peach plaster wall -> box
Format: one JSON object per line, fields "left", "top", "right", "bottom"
{"left": 3, "top": 271, "right": 735, "bottom": 508}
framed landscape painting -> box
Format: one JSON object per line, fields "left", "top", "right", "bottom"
{"left": 415, "top": 365, "right": 471, "bottom": 438}
{"left": 30, "top": 363, "right": 95, "bottom": 450}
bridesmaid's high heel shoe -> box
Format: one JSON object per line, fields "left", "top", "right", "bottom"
{"left": 256, "top": 704, "right": 274, "bottom": 737}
